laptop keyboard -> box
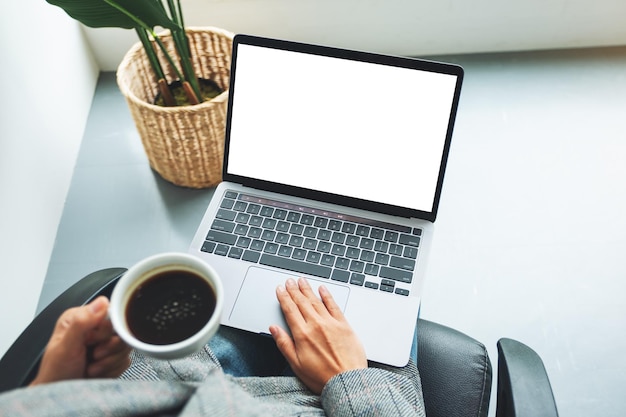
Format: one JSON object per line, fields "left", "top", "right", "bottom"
{"left": 200, "top": 191, "right": 422, "bottom": 297}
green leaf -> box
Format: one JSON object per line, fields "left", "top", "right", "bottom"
{"left": 46, "top": 0, "right": 177, "bottom": 30}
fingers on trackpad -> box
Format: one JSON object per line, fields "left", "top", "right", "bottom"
{"left": 228, "top": 267, "right": 350, "bottom": 332}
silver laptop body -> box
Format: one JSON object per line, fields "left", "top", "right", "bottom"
{"left": 189, "top": 34, "right": 464, "bottom": 366}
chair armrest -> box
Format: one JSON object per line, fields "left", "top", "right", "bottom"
{"left": 496, "top": 338, "right": 559, "bottom": 417}
{"left": 0, "top": 268, "right": 127, "bottom": 393}
{"left": 417, "top": 319, "right": 493, "bottom": 417}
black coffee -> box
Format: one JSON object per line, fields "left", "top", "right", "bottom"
{"left": 125, "top": 269, "right": 216, "bottom": 345}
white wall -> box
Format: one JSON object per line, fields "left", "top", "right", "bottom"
{"left": 85, "top": 0, "right": 626, "bottom": 71}
{"left": 0, "top": 1, "right": 98, "bottom": 356}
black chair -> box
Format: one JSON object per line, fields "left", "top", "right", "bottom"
{"left": 0, "top": 268, "right": 558, "bottom": 417}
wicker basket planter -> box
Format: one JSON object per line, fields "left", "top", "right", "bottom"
{"left": 117, "top": 27, "right": 233, "bottom": 188}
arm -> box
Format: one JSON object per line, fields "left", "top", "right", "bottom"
{"left": 270, "top": 278, "right": 423, "bottom": 416}
{"left": 269, "top": 278, "right": 368, "bottom": 394}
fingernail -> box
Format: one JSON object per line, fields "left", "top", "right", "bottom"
{"left": 90, "top": 297, "right": 107, "bottom": 314}
{"left": 286, "top": 278, "right": 296, "bottom": 288}
{"left": 276, "top": 285, "right": 285, "bottom": 293}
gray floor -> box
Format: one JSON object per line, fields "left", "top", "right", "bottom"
{"left": 41, "top": 47, "right": 626, "bottom": 416}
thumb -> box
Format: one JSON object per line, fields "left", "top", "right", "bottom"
{"left": 269, "top": 325, "right": 298, "bottom": 364}
{"left": 54, "top": 297, "right": 109, "bottom": 345}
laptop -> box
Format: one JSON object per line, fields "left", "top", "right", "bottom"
{"left": 189, "top": 34, "right": 464, "bottom": 366}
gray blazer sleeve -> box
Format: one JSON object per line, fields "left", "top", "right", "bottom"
{"left": 321, "top": 363, "right": 425, "bottom": 417}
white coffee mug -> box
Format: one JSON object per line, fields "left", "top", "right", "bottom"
{"left": 109, "top": 252, "right": 223, "bottom": 359}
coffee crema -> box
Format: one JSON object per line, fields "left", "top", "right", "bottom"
{"left": 125, "top": 269, "right": 216, "bottom": 345}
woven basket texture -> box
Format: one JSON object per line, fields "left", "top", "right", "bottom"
{"left": 117, "top": 27, "right": 233, "bottom": 188}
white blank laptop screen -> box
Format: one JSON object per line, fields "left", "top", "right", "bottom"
{"left": 226, "top": 44, "right": 459, "bottom": 213}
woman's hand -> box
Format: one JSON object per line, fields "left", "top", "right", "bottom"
{"left": 270, "top": 278, "right": 368, "bottom": 394}
{"left": 30, "top": 296, "right": 131, "bottom": 386}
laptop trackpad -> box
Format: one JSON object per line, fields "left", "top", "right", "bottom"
{"left": 228, "top": 266, "right": 350, "bottom": 334}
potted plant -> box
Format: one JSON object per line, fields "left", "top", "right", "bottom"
{"left": 47, "top": 0, "right": 233, "bottom": 188}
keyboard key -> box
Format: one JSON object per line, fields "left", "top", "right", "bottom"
{"left": 276, "top": 233, "right": 290, "bottom": 244}
{"left": 260, "top": 206, "right": 274, "bottom": 217}
{"left": 331, "top": 244, "right": 346, "bottom": 257}
{"left": 359, "top": 238, "right": 374, "bottom": 250}
{"left": 201, "top": 241, "right": 216, "bottom": 253}
{"left": 306, "top": 251, "right": 321, "bottom": 264}
{"left": 365, "top": 281, "right": 379, "bottom": 290}
{"left": 206, "top": 230, "right": 237, "bottom": 245}
{"left": 248, "top": 227, "right": 262, "bottom": 239}
{"left": 303, "top": 238, "right": 317, "bottom": 250}
{"left": 236, "top": 236, "right": 251, "bottom": 248}
{"left": 328, "top": 220, "right": 342, "bottom": 231}
{"left": 331, "top": 232, "right": 346, "bottom": 244}
{"left": 264, "top": 243, "right": 279, "bottom": 254}
{"left": 287, "top": 211, "right": 301, "bottom": 222}
{"left": 262, "top": 218, "right": 277, "bottom": 229}
{"left": 331, "top": 269, "right": 350, "bottom": 283}
{"left": 360, "top": 250, "right": 375, "bottom": 262}
{"left": 261, "top": 230, "right": 276, "bottom": 241}
{"left": 335, "top": 257, "right": 350, "bottom": 270}
{"left": 278, "top": 245, "right": 293, "bottom": 257}
{"left": 364, "top": 263, "right": 379, "bottom": 275}
{"left": 403, "top": 246, "right": 418, "bottom": 259}
{"left": 317, "top": 229, "right": 332, "bottom": 241}
{"left": 276, "top": 221, "right": 290, "bottom": 232}
{"left": 374, "top": 241, "right": 389, "bottom": 253}
{"left": 303, "top": 226, "right": 318, "bottom": 238}
{"left": 300, "top": 214, "right": 315, "bottom": 225}
{"left": 356, "top": 225, "right": 370, "bottom": 236}
{"left": 389, "top": 244, "right": 403, "bottom": 256}
{"left": 320, "top": 254, "right": 335, "bottom": 266}
{"left": 250, "top": 239, "right": 265, "bottom": 251}
{"left": 349, "top": 260, "right": 365, "bottom": 273}
{"left": 389, "top": 256, "right": 416, "bottom": 271}
{"left": 235, "top": 213, "right": 251, "bottom": 224}
{"left": 289, "top": 224, "right": 304, "bottom": 235}
{"left": 260, "top": 254, "right": 332, "bottom": 279}
{"left": 246, "top": 204, "right": 261, "bottom": 214}
{"left": 412, "top": 228, "right": 423, "bottom": 236}
{"left": 341, "top": 222, "right": 356, "bottom": 234}
{"left": 233, "top": 201, "right": 247, "bottom": 212}
{"left": 216, "top": 209, "right": 236, "bottom": 221}
{"left": 379, "top": 266, "right": 412, "bottom": 283}
{"left": 242, "top": 250, "right": 261, "bottom": 263}
{"left": 395, "top": 288, "right": 410, "bottom": 296}
{"left": 346, "top": 247, "right": 360, "bottom": 259}
{"left": 289, "top": 235, "right": 304, "bottom": 247}
{"left": 225, "top": 191, "right": 238, "bottom": 199}
{"left": 211, "top": 219, "right": 235, "bottom": 233}
{"left": 381, "top": 279, "right": 396, "bottom": 287}
{"left": 375, "top": 253, "right": 390, "bottom": 265}
{"left": 234, "top": 224, "right": 249, "bottom": 235}
{"left": 228, "top": 247, "right": 243, "bottom": 259}
{"left": 273, "top": 209, "right": 287, "bottom": 220}
{"left": 314, "top": 217, "right": 328, "bottom": 228}
{"left": 346, "top": 235, "right": 360, "bottom": 247}
{"left": 399, "top": 234, "right": 421, "bottom": 247}
{"left": 384, "top": 231, "right": 399, "bottom": 243}
{"left": 350, "top": 273, "right": 365, "bottom": 286}
{"left": 220, "top": 198, "right": 235, "bottom": 209}
{"left": 292, "top": 248, "right": 307, "bottom": 260}
{"left": 249, "top": 216, "right": 263, "bottom": 227}
{"left": 215, "top": 244, "right": 229, "bottom": 256}
{"left": 317, "top": 241, "right": 332, "bottom": 253}
{"left": 370, "top": 228, "right": 384, "bottom": 239}
{"left": 380, "top": 284, "right": 394, "bottom": 293}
